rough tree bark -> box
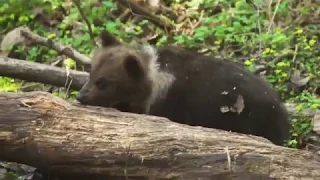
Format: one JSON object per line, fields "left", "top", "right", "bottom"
{"left": 0, "top": 91, "right": 320, "bottom": 179}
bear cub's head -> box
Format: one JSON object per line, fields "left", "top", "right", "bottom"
{"left": 76, "top": 30, "right": 157, "bottom": 114}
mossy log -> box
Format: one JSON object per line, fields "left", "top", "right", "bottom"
{"left": 0, "top": 91, "right": 320, "bottom": 179}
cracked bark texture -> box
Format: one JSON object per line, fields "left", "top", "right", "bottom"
{"left": 0, "top": 91, "right": 319, "bottom": 179}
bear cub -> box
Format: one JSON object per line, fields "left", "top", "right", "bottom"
{"left": 76, "top": 30, "right": 291, "bottom": 146}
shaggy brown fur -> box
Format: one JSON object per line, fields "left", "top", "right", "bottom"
{"left": 77, "top": 30, "right": 291, "bottom": 146}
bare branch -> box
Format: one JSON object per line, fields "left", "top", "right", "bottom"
{"left": 116, "top": 0, "right": 173, "bottom": 30}
{"left": 71, "top": 0, "right": 97, "bottom": 46}
{"left": 20, "top": 28, "right": 91, "bottom": 66}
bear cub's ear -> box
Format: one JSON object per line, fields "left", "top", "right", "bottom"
{"left": 124, "top": 55, "right": 145, "bottom": 79}
{"left": 100, "top": 30, "right": 120, "bottom": 47}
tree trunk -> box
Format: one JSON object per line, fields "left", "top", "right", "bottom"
{"left": 0, "top": 91, "right": 320, "bottom": 179}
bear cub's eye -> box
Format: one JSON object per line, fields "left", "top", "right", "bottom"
{"left": 95, "top": 77, "right": 108, "bottom": 90}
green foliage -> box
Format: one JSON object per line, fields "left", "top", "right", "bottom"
{"left": 1, "top": 0, "right": 319, "bottom": 149}
{"left": 52, "top": 90, "right": 78, "bottom": 99}
{"left": 287, "top": 91, "right": 320, "bottom": 148}
{"left": 288, "top": 116, "right": 313, "bottom": 148}
{"left": 0, "top": 77, "right": 21, "bottom": 92}
{"left": 3, "top": 171, "right": 19, "bottom": 180}
{"left": 294, "top": 91, "right": 320, "bottom": 110}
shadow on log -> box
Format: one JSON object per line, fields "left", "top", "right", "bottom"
{"left": 0, "top": 91, "right": 320, "bottom": 179}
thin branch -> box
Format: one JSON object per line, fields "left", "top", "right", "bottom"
{"left": 256, "top": 2, "right": 262, "bottom": 58}
{"left": 72, "top": 0, "right": 97, "bottom": 46}
{"left": 287, "top": 44, "right": 299, "bottom": 81}
{"left": 116, "top": 0, "right": 173, "bottom": 30}
{"left": 20, "top": 29, "right": 92, "bottom": 66}
{"left": 254, "top": 53, "right": 294, "bottom": 74}
{"left": 267, "top": 0, "right": 281, "bottom": 33}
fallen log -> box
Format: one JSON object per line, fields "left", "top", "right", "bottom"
{"left": 0, "top": 56, "right": 88, "bottom": 90}
{"left": 0, "top": 91, "right": 320, "bottom": 179}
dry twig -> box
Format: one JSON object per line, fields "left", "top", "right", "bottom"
{"left": 20, "top": 28, "right": 91, "bottom": 66}
{"left": 267, "top": 0, "right": 281, "bottom": 33}
{"left": 116, "top": 0, "right": 173, "bottom": 30}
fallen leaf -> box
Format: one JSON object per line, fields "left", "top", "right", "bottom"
{"left": 148, "top": 0, "right": 160, "bottom": 7}
{"left": 312, "top": 110, "right": 320, "bottom": 134}
{"left": 220, "top": 95, "right": 245, "bottom": 114}
{"left": 231, "top": 95, "right": 245, "bottom": 114}
{"left": 0, "top": 26, "right": 31, "bottom": 51}
{"left": 220, "top": 106, "right": 230, "bottom": 113}
{"left": 290, "top": 70, "right": 310, "bottom": 87}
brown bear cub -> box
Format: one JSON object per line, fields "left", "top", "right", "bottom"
{"left": 76, "top": 30, "right": 291, "bottom": 146}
